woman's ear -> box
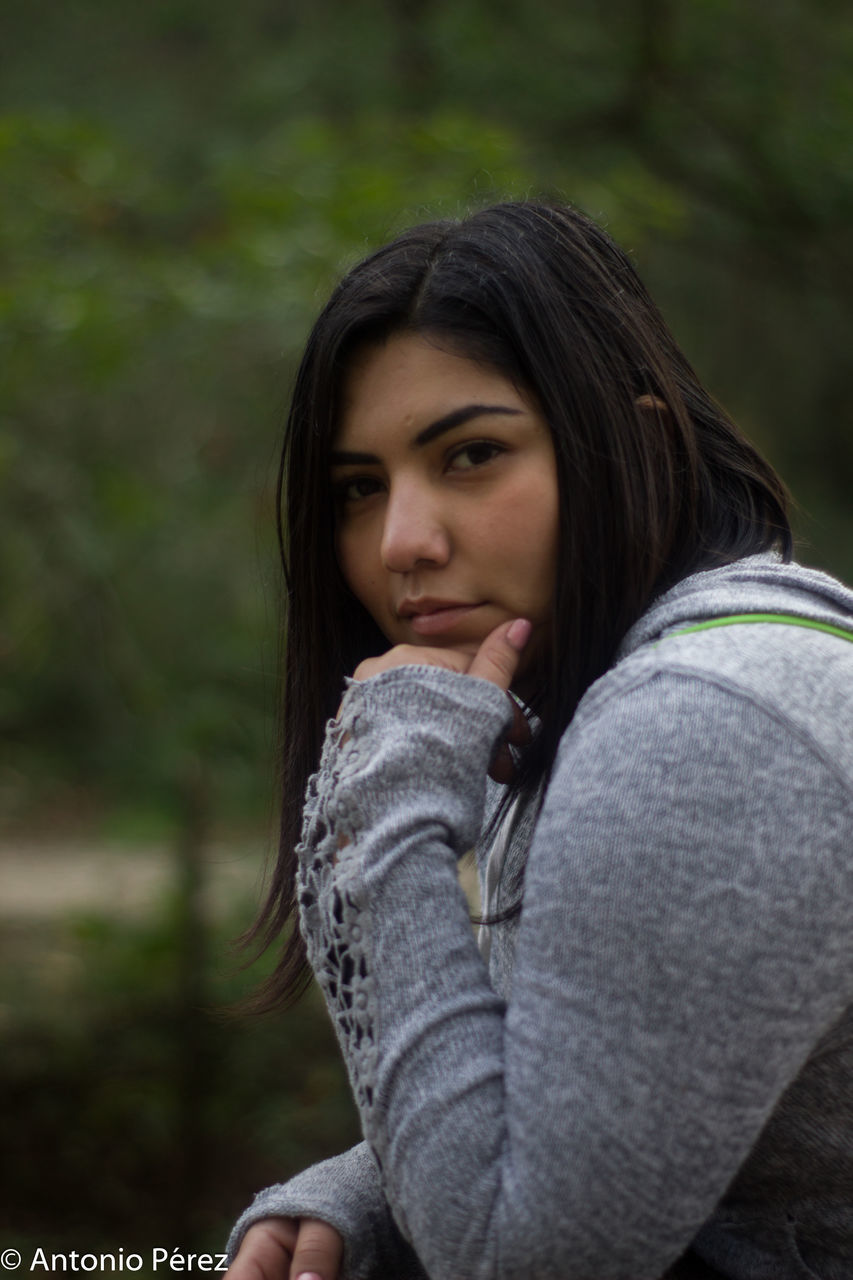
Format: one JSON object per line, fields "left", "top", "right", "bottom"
{"left": 634, "top": 393, "right": 670, "bottom": 414}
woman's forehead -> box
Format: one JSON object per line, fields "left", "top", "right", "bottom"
{"left": 334, "top": 333, "right": 532, "bottom": 449}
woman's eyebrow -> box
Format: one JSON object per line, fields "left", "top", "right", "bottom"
{"left": 329, "top": 403, "right": 522, "bottom": 466}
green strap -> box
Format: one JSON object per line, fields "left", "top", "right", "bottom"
{"left": 669, "top": 612, "right": 853, "bottom": 644}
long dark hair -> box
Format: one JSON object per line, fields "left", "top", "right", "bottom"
{"left": 245, "top": 200, "right": 792, "bottom": 1007}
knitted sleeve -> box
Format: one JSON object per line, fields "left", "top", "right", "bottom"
{"left": 224, "top": 665, "right": 510, "bottom": 1280}
{"left": 294, "top": 662, "right": 853, "bottom": 1279}
{"left": 224, "top": 1141, "right": 426, "bottom": 1280}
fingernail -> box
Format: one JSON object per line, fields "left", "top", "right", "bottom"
{"left": 296, "top": 1274, "right": 323, "bottom": 1280}
{"left": 506, "top": 618, "right": 532, "bottom": 651}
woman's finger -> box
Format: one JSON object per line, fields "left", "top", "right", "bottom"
{"left": 288, "top": 1218, "right": 344, "bottom": 1280}
{"left": 226, "top": 1219, "right": 298, "bottom": 1280}
{"left": 353, "top": 644, "right": 472, "bottom": 682}
{"left": 467, "top": 619, "right": 532, "bottom": 691}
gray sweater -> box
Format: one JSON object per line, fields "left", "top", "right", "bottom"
{"left": 228, "top": 555, "right": 853, "bottom": 1279}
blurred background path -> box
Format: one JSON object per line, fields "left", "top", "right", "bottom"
{"left": 0, "top": 840, "right": 259, "bottom": 918}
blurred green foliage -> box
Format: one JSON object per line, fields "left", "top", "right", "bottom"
{"left": 3, "top": 0, "right": 852, "bottom": 822}
{"left": 0, "top": 895, "right": 360, "bottom": 1259}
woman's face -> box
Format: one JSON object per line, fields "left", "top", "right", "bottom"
{"left": 331, "top": 332, "right": 560, "bottom": 676}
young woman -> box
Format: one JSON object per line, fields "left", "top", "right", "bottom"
{"left": 226, "top": 202, "right": 853, "bottom": 1280}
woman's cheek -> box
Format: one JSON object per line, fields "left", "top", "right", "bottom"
{"left": 336, "top": 528, "right": 365, "bottom": 599}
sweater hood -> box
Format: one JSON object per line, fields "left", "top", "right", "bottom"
{"left": 618, "top": 553, "right": 853, "bottom": 660}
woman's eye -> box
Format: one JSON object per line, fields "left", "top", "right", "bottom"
{"left": 335, "top": 476, "right": 383, "bottom": 504}
{"left": 449, "top": 442, "right": 503, "bottom": 471}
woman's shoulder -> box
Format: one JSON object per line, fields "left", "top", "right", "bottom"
{"left": 566, "top": 554, "right": 853, "bottom": 786}
{"left": 530, "top": 567, "right": 853, "bottom": 967}
{"left": 617, "top": 552, "right": 853, "bottom": 658}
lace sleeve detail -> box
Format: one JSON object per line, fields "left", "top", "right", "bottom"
{"left": 296, "top": 683, "right": 379, "bottom": 1123}
{"left": 294, "top": 669, "right": 513, "bottom": 1148}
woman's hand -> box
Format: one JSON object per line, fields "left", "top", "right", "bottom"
{"left": 225, "top": 1217, "right": 343, "bottom": 1280}
{"left": 352, "top": 617, "right": 531, "bottom": 687}
{"left": 352, "top": 618, "right": 533, "bottom": 783}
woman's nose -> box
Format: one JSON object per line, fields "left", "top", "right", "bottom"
{"left": 380, "top": 481, "right": 451, "bottom": 572}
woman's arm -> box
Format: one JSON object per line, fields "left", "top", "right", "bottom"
{"left": 299, "top": 662, "right": 853, "bottom": 1279}
{"left": 225, "top": 1142, "right": 427, "bottom": 1280}
{"left": 226, "top": 630, "right": 528, "bottom": 1279}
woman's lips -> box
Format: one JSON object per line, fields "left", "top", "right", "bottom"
{"left": 405, "top": 603, "right": 484, "bottom": 637}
